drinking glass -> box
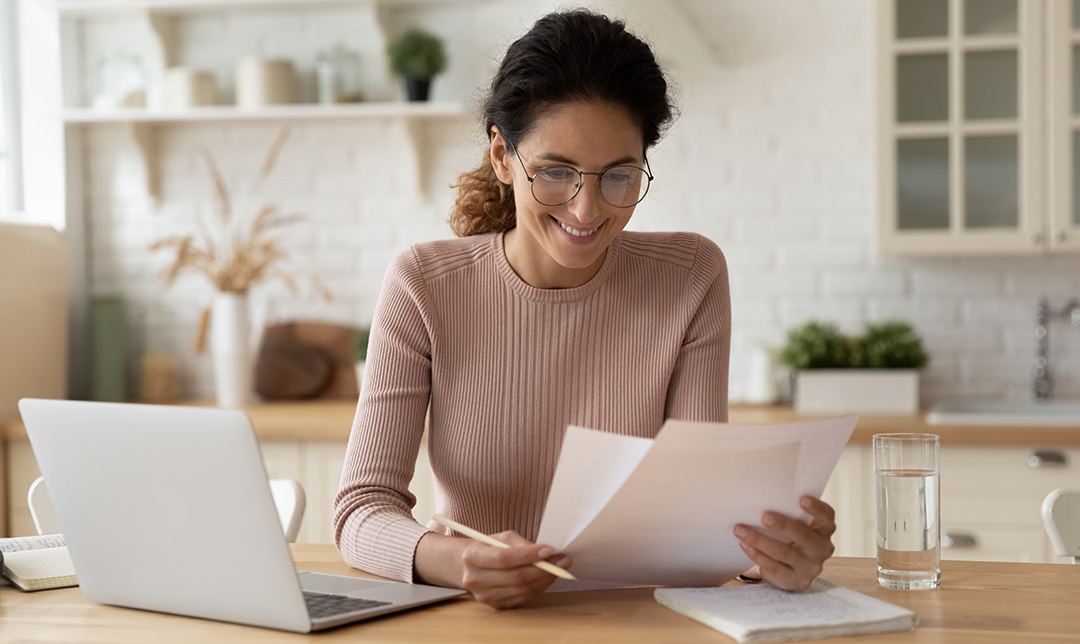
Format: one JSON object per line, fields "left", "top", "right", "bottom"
{"left": 874, "top": 433, "right": 940, "bottom": 590}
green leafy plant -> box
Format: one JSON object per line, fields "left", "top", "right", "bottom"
{"left": 387, "top": 28, "right": 447, "bottom": 79}
{"left": 853, "top": 320, "right": 928, "bottom": 369}
{"left": 778, "top": 319, "right": 929, "bottom": 370}
{"left": 777, "top": 321, "right": 854, "bottom": 370}
{"left": 352, "top": 327, "right": 370, "bottom": 363}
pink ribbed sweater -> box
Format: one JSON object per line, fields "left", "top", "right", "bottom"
{"left": 334, "top": 230, "right": 730, "bottom": 582}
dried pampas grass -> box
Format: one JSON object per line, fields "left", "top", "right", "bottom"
{"left": 150, "top": 128, "right": 332, "bottom": 301}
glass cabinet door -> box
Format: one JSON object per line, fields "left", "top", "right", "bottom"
{"left": 1048, "top": 0, "right": 1080, "bottom": 251}
{"left": 879, "top": 0, "right": 1045, "bottom": 255}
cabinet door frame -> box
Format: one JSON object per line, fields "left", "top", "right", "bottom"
{"left": 878, "top": 0, "right": 1048, "bottom": 256}
{"left": 1048, "top": 0, "right": 1080, "bottom": 251}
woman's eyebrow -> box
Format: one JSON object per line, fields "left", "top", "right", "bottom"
{"left": 537, "top": 152, "right": 641, "bottom": 167}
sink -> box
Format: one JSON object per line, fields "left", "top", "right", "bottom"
{"left": 926, "top": 400, "right": 1080, "bottom": 426}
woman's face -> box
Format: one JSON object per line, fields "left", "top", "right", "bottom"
{"left": 491, "top": 101, "right": 646, "bottom": 289}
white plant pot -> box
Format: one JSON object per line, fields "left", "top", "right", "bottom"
{"left": 794, "top": 369, "right": 920, "bottom": 414}
{"left": 211, "top": 293, "right": 252, "bottom": 408}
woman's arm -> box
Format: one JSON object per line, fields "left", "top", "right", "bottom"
{"left": 664, "top": 236, "right": 731, "bottom": 423}
{"left": 333, "top": 249, "right": 435, "bottom": 582}
{"left": 333, "top": 248, "right": 572, "bottom": 607}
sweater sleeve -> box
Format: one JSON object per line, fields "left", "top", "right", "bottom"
{"left": 333, "top": 248, "right": 434, "bottom": 582}
{"left": 664, "top": 235, "right": 731, "bottom": 423}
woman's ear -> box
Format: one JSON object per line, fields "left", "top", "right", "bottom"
{"left": 489, "top": 126, "right": 515, "bottom": 185}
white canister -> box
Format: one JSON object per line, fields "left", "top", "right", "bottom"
{"left": 745, "top": 343, "right": 780, "bottom": 404}
{"left": 235, "top": 57, "right": 295, "bottom": 108}
{"left": 163, "top": 67, "right": 217, "bottom": 109}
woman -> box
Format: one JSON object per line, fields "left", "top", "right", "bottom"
{"left": 334, "top": 9, "right": 836, "bottom": 609}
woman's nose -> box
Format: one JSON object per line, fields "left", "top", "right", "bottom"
{"left": 565, "top": 176, "right": 603, "bottom": 224}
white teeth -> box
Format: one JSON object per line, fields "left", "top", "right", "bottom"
{"left": 558, "top": 221, "right": 598, "bottom": 237}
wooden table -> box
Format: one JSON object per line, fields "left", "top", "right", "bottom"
{"left": 1, "top": 545, "right": 1078, "bottom": 643}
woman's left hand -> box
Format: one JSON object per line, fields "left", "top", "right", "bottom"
{"left": 733, "top": 495, "right": 836, "bottom": 591}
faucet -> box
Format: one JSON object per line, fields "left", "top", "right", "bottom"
{"left": 1034, "top": 297, "right": 1080, "bottom": 400}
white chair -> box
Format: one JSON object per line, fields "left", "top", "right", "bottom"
{"left": 268, "top": 478, "right": 306, "bottom": 543}
{"left": 28, "top": 476, "right": 307, "bottom": 543}
{"left": 1042, "top": 489, "right": 1080, "bottom": 564}
{"left": 27, "top": 476, "right": 59, "bottom": 536}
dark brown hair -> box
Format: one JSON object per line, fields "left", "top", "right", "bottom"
{"left": 449, "top": 9, "right": 675, "bottom": 237}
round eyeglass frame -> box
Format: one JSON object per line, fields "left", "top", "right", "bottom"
{"left": 510, "top": 144, "right": 654, "bottom": 208}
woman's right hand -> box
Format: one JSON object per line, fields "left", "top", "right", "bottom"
{"left": 459, "top": 530, "right": 572, "bottom": 609}
{"left": 415, "top": 531, "right": 572, "bottom": 609}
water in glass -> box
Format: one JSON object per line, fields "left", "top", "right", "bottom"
{"left": 876, "top": 468, "right": 940, "bottom": 590}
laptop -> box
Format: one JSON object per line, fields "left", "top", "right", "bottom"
{"left": 17, "top": 398, "right": 465, "bottom": 633}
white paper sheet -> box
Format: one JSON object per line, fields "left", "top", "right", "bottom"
{"left": 536, "top": 426, "right": 654, "bottom": 548}
{"left": 536, "top": 416, "right": 859, "bottom": 587}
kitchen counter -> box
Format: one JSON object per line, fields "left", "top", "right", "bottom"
{"left": 3, "top": 401, "right": 1079, "bottom": 445}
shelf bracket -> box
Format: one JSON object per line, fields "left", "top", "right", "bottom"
{"left": 400, "top": 116, "right": 430, "bottom": 202}
{"left": 130, "top": 122, "right": 160, "bottom": 204}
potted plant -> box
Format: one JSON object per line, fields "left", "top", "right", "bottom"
{"left": 778, "top": 320, "right": 928, "bottom": 414}
{"left": 353, "top": 326, "right": 370, "bottom": 391}
{"left": 387, "top": 28, "right": 447, "bottom": 101}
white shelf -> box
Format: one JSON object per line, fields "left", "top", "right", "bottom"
{"left": 63, "top": 101, "right": 467, "bottom": 202}
{"left": 52, "top": 0, "right": 471, "bottom": 15}
{"left": 62, "top": 102, "right": 468, "bottom": 123}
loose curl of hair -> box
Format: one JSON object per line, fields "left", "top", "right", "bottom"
{"left": 449, "top": 9, "right": 675, "bottom": 237}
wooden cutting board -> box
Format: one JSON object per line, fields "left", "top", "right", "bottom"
{"left": 254, "top": 322, "right": 360, "bottom": 400}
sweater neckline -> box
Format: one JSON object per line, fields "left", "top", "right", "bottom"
{"left": 492, "top": 231, "right": 622, "bottom": 303}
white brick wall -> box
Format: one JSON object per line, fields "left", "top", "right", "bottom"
{"left": 79, "top": 0, "right": 1080, "bottom": 404}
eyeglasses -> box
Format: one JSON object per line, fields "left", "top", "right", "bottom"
{"left": 511, "top": 145, "right": 653, "bottom": 208}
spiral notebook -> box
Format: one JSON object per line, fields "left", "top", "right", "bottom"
{"left": 654, "top": 578, "right": 917, "bottom": 643}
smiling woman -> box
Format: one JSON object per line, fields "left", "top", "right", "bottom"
{"left": 334, "top": 8, "right": 836, "bottom": 611}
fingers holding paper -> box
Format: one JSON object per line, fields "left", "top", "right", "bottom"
{"left": 734, "top": 495, "right": 837, "bottom": 591}
{"left": 460, "top": 530, "right": 573, "bottom": 609}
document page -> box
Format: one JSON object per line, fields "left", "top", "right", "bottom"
{"left": 537, "top": 416, "right": 858, "bottom": 587}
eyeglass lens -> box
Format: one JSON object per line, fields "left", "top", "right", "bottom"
{"left": 531, "top": 166, "right": 649, "bottom": 208}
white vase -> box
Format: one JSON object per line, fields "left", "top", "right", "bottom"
{"left": 211, "top": 292, "right": 252, "bottom": 408}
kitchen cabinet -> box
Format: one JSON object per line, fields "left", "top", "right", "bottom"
{"left": 825, "top": 441, "right": 1076, "bottom": 563}
{"left": 877, "top": 0, "right": 1080, "bottom": 255}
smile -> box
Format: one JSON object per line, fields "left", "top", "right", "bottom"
{"left": 556, "top": 219, "right": 598, "bottom": 238}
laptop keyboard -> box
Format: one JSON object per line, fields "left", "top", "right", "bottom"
{"left": 303, "top": 591, "right": 392, "bottom": 619}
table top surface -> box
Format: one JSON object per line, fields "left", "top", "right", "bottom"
{"left": 3, "top": 401, "right": 1080, "bottom": 445}
{"left": 1, "top": 545, "right": 1078, "bottom": 643}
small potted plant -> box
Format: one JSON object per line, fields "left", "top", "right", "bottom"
{"left": 387, "top": 28, "right": 447, "bottom": 102}
{"left": 779, "top": 320, "right": 928, "bottom": 414}
{"left": 353, "top": 326, "right": 370, "bottom": 391}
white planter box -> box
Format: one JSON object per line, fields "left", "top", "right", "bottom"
{"left": 794, "top": 370, "right": 920, "bottom": 414}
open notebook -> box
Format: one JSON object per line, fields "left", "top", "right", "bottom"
{"left": 0, "top": 534, "right": 78, "bottom": 592}
{"left": 655, "top": 578, "right": 917, "bottom": 643}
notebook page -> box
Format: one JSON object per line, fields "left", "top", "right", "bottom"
{"left": 657, "top": 578, "right": 915, "bottom": 631}
{"left": 0, "top": 534, "right": 66, "bottom": 553}
{"left": 4, "top": 546, "right": 76, "bottom": 581}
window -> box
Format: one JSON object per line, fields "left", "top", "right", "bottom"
{"left": 0, "top": 0, "right": 23, "bottom": 218}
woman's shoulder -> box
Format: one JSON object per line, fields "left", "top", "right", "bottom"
{"left": 618, "top": 231, "right": 725, "bottom": 275}
{"left": 390, "top": 233, "right": 499, "bottom": 282}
